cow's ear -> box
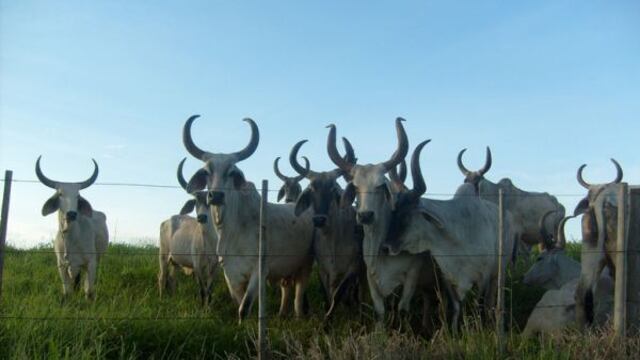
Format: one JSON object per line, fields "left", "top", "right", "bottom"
{"left": 384, "top": 183, "right": 397, "bottom": 211}
{"left": 295, "top": 188, "right": 312, "bottom": 216}
{"left": 341, "top": 183, "right": 356, "bottom": 208}
{"left": 42, "top": 194, "right": 60, "bottom": 216}
{"left": 180, "top": 199, "right": 196, "bottom": 215}
{"left": 229, "top": 167, "right": 246, "bottom": 189}
{"left": 78, "top": 196, "right": 93, "bottom": 217}
{"left": 277, "top": 186, "right": 286, "bottom": 202}
{"left": 187, "top": 169, "right": 208, "bottom": 193}
{"left": 419, "top": 208, "right": 444, "bottom": 229}
{"left": 574, "top": 197, "right": 590, "bottom": 216}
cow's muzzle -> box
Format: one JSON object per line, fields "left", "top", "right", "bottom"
{"left": 66, "top": 211, "right": 78, "bottom": 222}
{"left": 357, "top": 211, "right": 374, "bottom": 225}
{"left": 197, "top": 214, "right": 208, "bottom": 224}
{"left": 312, "top": 215, "right": 328, "bottom": 228}
{"left": 208, "top": 191, "right": 225, "bottom": 206}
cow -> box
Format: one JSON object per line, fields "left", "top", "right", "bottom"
{"left": 326, "top": 119, "right": 442, "bottom": 330}
{"left": 288, "top": 138, "right": 364, "bottom": 321}
{"left": 523, "top": 212, "right": 580, "bottom": 290}
{"left": 457, "top": 147, "right": 565, "bottom": 250}
{"left": 273, "top": 156, "right": 307, "bottom": 204}
{"left": 35, "top": 156, "right": 109, "bottom": 301}
{"left": 182, "top": 115, "right": 315, "bottom": 323}
{"left": 158, "top": 158, "right": 219, "bottom": 306}
{"left": 522, "top": 212, "right": 613, "bottom": 336}
{"left": 378, "top": 143, "right": 516, "bottom": 331}
{"left": 573, "top": 159, "right": 624, "bottom": 328}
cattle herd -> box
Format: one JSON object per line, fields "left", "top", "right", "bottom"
{"left": 34, "top": 116, "right": 631, "bottom": 336}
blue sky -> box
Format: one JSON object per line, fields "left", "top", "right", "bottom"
{"left": 1, "top": 1, "right": 638, "bottom": 248}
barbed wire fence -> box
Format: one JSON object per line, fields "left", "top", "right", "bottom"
{"left": 0, "top": 172, "right": 638, "bottom": 355}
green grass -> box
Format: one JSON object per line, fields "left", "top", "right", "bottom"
{"left": 0, "top": 242, "right": 636, "bottom": 359}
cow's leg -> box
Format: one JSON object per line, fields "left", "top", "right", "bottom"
{"left": 278, "top": 280, "right": 292, "bottom": 317}
{"left": 205, "top": 263, "right": 218, "bottom": 307}
{"left": 294, "top": 266, "right": 312, "bottom": 318}
{"left": 57, "top": 263, "right": 73, "bottom": 302}
{"left": 576, "top": 256, "right": 606, "bottom": 328}
{"left": 443, "top": 281, "right": 461, "bottom": 335}
{"left": 84, "top": 260, "right": 97, "bottom": 301}
{"left": 223, "top": 271, "right": 246, "bottom": 305}
{"left": 367, "top": 272, "right": 386, "bottom": 324}
{"left": 158, "top": 255, "right": 169, "bottom": 298}
{"left": 239, "top": 271, "right": 259, "bottom": 324}
{"left": 325, "top": 273, "right": 355, "bottom": 321}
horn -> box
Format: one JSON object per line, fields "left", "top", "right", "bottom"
{"left": 35, "top": 156, "right": 59, "bottom": 189}
{"left": 538, "top": 210, "right": 556, "bottom": 248}
{"left": 183, "top": 115, "right": 207, "bottom": 160}
{"left": 294, "top": 157, "right": 310, "bottom": 182}
{"left": 342, "top": 137, "right": 358, "bottom": 165}
{"left": 408, "top": 140, "right": 432, "bottom": 200}
{"left": 232, "top": 118, "right": 260, "bottom": 162}
{"left": 479, "top": 146, "right": 492, "bottom": 176}
{"left": 389, "top": 160, "right": 407, "bottom": 186}
{"left": 177, "top": 158, "right": 188, "bottom": 191}
{"left": 457, "top": 149, "right": 471, "bottom": 176}
{"left": 289, "top": 140, "right": 316, "bottom": 178}
{"left": 576, "top": 164, "right": 591, "bottom": 189}
{"left": 556, "top": 215, "right": 575, "bottom": 249}
{"left": 326, "top": 124, "right": 354, "bottom": 174}
{"left": 78, "top": 159, "right": 99, "bottom": 190}
{"left": 611, "top": 158, "right": 623, "bottom": 184}
{"left": 382, "top": 118, "right": 409, "bottom": 172}
{"left": 273, "top": 157, "right": 288, "bottom": 182}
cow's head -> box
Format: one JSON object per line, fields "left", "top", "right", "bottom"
{"left": 327, "top": 118, "right": 408, "bottom": 227}
{"left": 182, "top": 115, "right": 259, "bottom": 226}
{"left": 176, "top": 158, "right": 210, "bottom": 224}
{"left": 290, "top": 138, "right": 356, "bottom": 228}
{"left": 35, "top": 156, "right": 98, "bottom": 232}
{"left": 273, "top": 157, "right": 307, "bottom": 204}
{"left": 522, "top": 213, "right": 576, "bottom": 288}
{"left": 573, "top": 159, "right": 623, "bottom": 217}
{"left": 457, "top": 147, "right": 492, "bottom": 195}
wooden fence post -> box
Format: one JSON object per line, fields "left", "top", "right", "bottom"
{"left": 258, "top": 180, "right": 269, "bottom": 359}
{"left": 496, "top": 189, "right": 506, "bottom": 350}
{"left": 0, "top": 170, "right": 13, "bottom": 300}
{"left": 626, "top": 186, "right": 640, "bottom": 333}
{"left": 614, "top": 183, "right": 629, "bottom": 337}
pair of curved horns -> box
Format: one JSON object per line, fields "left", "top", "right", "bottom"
{"left": 275, "top": 156, "right": 308, "bottom": 182}
{"left": 183, "top": 115, "right": 259, "bottom": 162}
{"left": 35, "top": 156, "right": 99, "bottom": 190}
{"left": 576, "top": 159, "right": 623, "bottom": 189}
{"left": 327, "top": 117, "right": 408, "bottom": 174}
{"left": 457, "top": 147, "right": 492, "bottom": 177}
{"left": 291, "top": 138, "right": 356, "bottom": 178}
{"left": 176, "top": 158, "right": 189, "bottom": 191}
{"left": 539, "top": 210, "right": 573, "bottom": 250}
{"left": 389, "top": 160, "right": 407, "bottom": 186}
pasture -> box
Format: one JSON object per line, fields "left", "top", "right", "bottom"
{"left": 1, "top": 241, "right": 637, "bottom": 359}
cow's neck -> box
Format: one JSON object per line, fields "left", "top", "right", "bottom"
{"left": 215, "top": 185, "right": 260, "bottom": 255}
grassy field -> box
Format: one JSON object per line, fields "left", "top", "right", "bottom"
{"left": 0, "top": 242, "right": 637, "bottom": 359}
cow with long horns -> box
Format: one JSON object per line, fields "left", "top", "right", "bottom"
{"left": 381, "top": 142, "right": 516, "bottom": 330}
{"left": 326, "top": 119, "right": 440, "bottom": 327}
{"left": 36, "top": 156, "right": 109, "bottom": 300}
{"left": 182, "top": 115, "right": 315, "bottom": 323}
{"left": 273, "top": 157, "right": 308, "bottom": 204}
{"left": 457, "top": 147, "right": 565, "bottom": 250}
{"left": 573, "top": 159, "right": 624, "bottom": 328}
{"left": 158, "top": 159, "right": 219, "bottom": 306}
{"left": 289, "top": 138, "right": 364, "bottom": 321}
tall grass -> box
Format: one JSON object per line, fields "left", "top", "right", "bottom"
{"left": 0, "top": 242, "right": 635, "bottom": 359}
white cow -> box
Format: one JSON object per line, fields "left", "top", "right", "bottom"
{"left": 158, "top": 158, "right": 219, "bottom": 306}
{"left": 36, "top": 156, "right": 109, "bottom": 300}
{"left": 183, "top": 115, "right": 315, "bottom": 323}
{"left": 326, "top": 120, "right": 442, "bottom": 329}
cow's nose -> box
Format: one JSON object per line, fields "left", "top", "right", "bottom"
{"left": 66, "top": 211, "right": 78, "bottom": 222}
{"left": 197, "top": 214, "right": 208, "bottom": 224}
{"left": 313, "top": 215, "right": 328, "bottom": 228}
{"left": 357, "top": 211, "right": 374, "bottom": 225}
{"left": 208, "top": 191, "right": 225, "bottom": 206}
